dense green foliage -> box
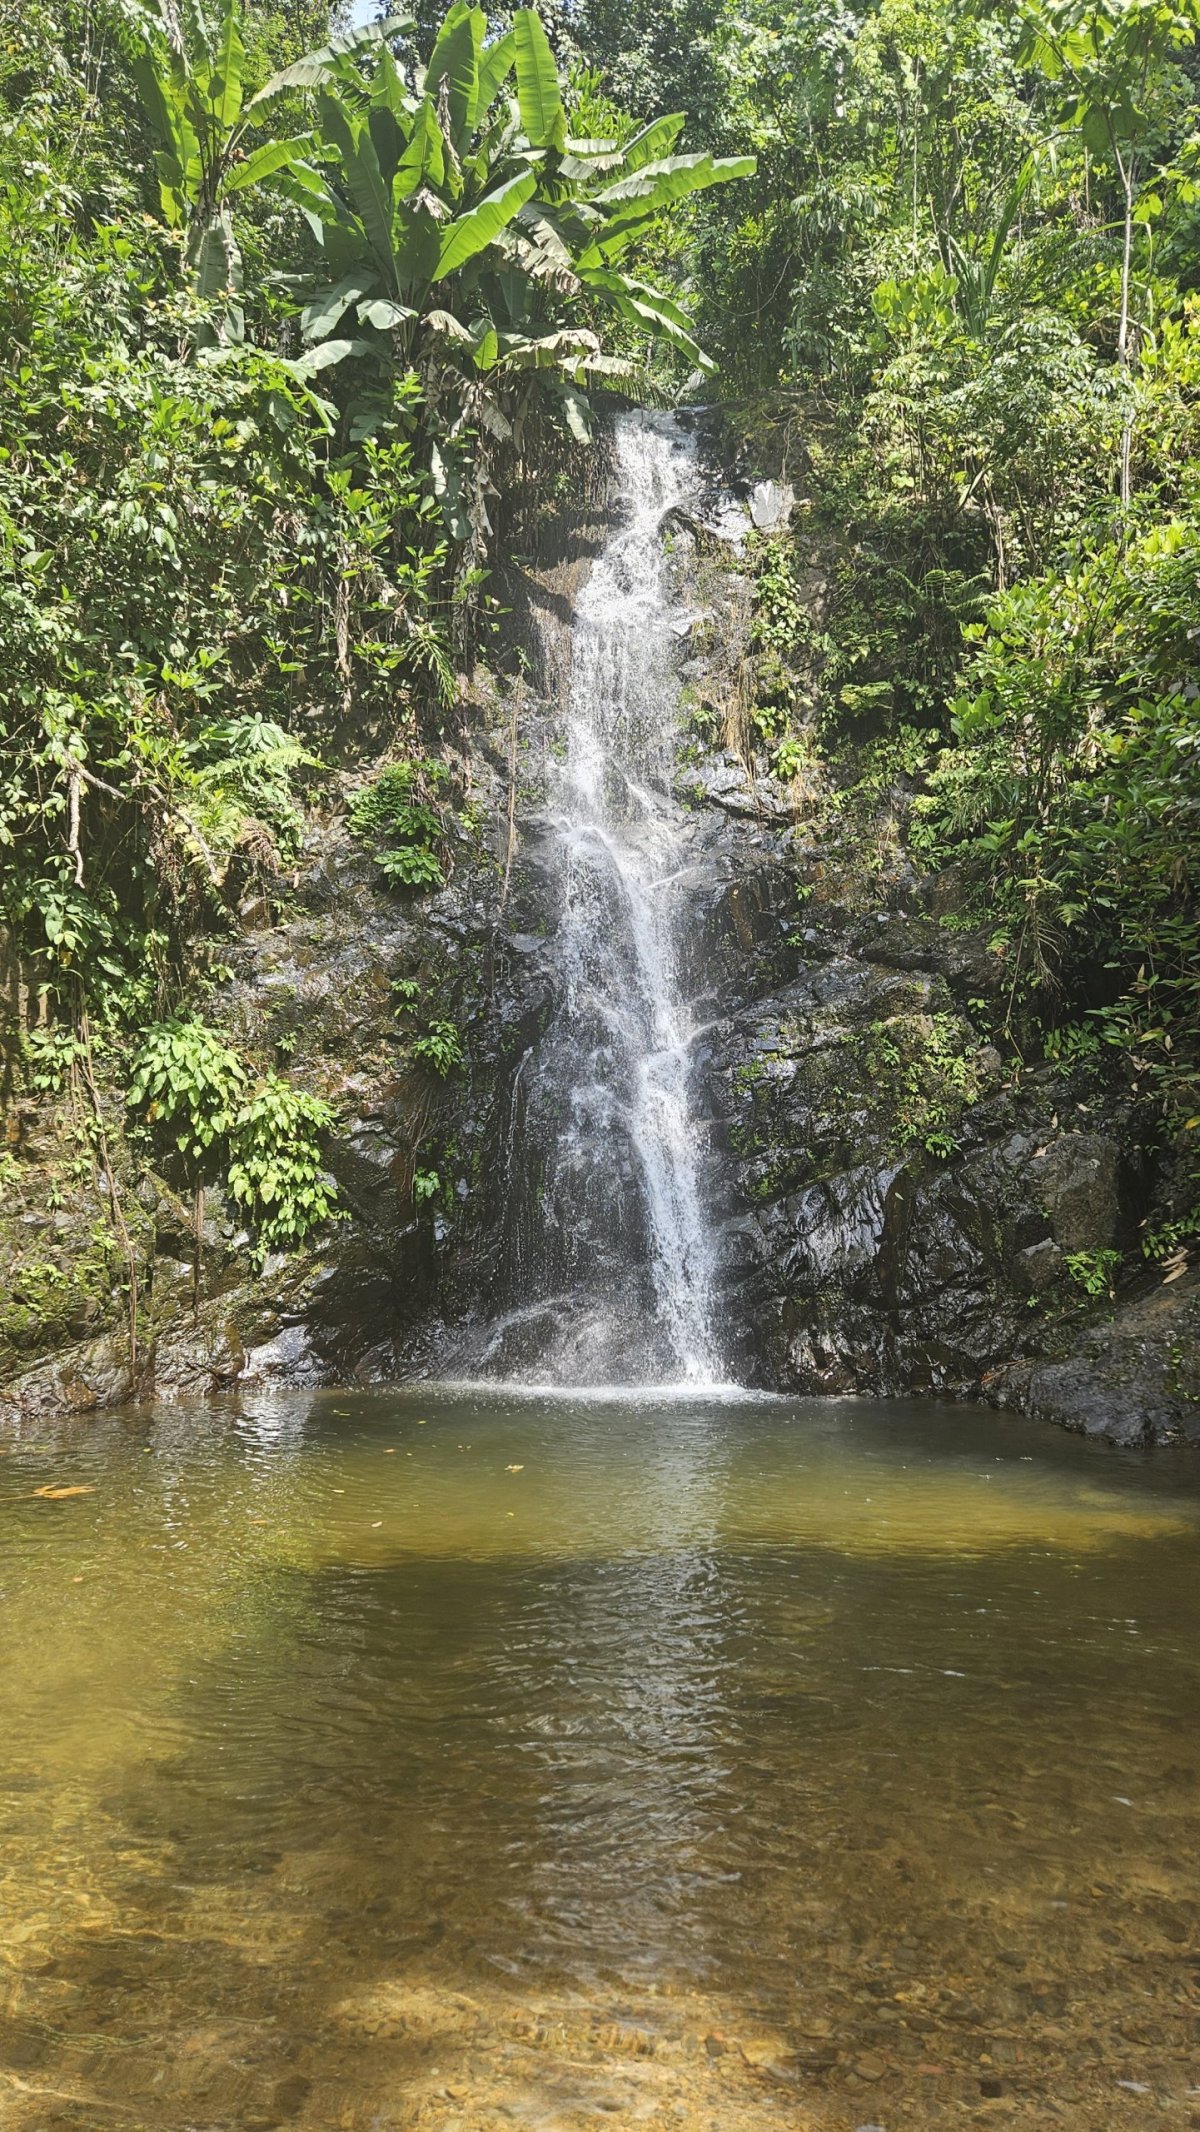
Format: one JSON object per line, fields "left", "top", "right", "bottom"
{"left": 127, "top": 1017, "right": 338, "bottom": 1258}
{"left": 567, "top": 0, "right": 1200, "bottom": 1243}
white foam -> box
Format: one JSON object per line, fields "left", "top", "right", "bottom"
{"left": 416, "top": 1379, "right": 784, "bottom": 1407}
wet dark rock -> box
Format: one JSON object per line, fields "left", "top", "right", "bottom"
{"left": 1032, "top": 1133, "right": 1121, "bottom": 1255}
{"left": 704, "top": 914, "right": 1165, "bottom": 1415}
{"left": 988, "top": 1274, "right": 1200, "bottom": 1445}
{"left": 0, "top": 1333, "right": 136, "bottom": 1417}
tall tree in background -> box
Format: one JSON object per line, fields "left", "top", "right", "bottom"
{"left": 1021, "top": 0, "right": 1200, "bottom": 502}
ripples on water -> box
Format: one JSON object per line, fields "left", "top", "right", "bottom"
{"left": 1, "top": 1390, "right": 1199, "bottom": 2130}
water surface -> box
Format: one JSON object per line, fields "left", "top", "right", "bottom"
{"left": 2, "top": 1389, "right": 1199, "bottom": 2130}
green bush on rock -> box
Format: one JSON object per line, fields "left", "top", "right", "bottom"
{"left": 348, "top": 762, "right": 451, "bottom": 890}
{"left": 129, "top": 1019, "right": 338, "bottom": 1263}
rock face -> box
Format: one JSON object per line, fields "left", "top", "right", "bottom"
{"left": 987, "top": 1275, "right": 1200, "bottom": 1445}
{"left": 701, "top": 898, "right": 1195, "bottom": 1441}
{"left": 2, "top": 421, "right": 1196, "bottom": 1449}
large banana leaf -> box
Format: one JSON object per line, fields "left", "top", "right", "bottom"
{"left": 302, "top": 267, "right": 379, "bottom": 341}
{"left": 610, "top": 112, "right": 686, "bottom": 175}
{"left": 578, "top": 265, "right": 700, "bottom": 341}
{"left": 423, "top": 2, "right": 484, "bottom": 151}
{"left": 435, "top": 169, "right": 537, "bottom": 279}
{"left": 550, "top": 377, "right": 592, "bottom": 440}
{"left": 475, "top": 29, "right": 516, "bottom": 115}
{"left": 250, "top": 17, "right": 412, "bottom": 106}
{"left": 192, "top": 210, "right": 241, "bottom": 299}
{"left": 593, "top": 151, "right": 755, "bottom": 214}
{"left": 358, "top": 297, "right": 416, "bottom": 330}
{"left": 392, "top": 201, "right": 443, "bottom": 292}
{"left": 223, "top": 136, "right": 312, "bottom": 193}
{"left": 512, "top": 8, "right": 564, "bottom": 151}
{"left": 368, "top": 104, "right": 405, "bottom": 184}
{"left": 273, "top": 159, "right": 355, "bottom": 241}
{"left": 123, "top": 42, "right": 190, "bottom": 223}
{"left": 370, "top": 46, "right": 418, "bottom": 123}
{"left": 607, "top": 290, "right": 713, "bottom": 371}
{"left": 578, "top": 152, "right": 756, "bottom": 267}
{"left": 513, "top": 200, "right": 576, "bottom": 278}
{"left": 318, "top": 96, "right": 396, "bottom": 282}
{"left": 395, "top": 98, "right": 446, "bottom": 197}
{"left": 208, "top": 0, "right": 245, "bottom": 132}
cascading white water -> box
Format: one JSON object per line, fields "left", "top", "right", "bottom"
{"left": 487, "top": 411, "right": 724, "bottom": 1387}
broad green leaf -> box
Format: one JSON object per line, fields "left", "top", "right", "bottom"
{"left": 512, "top": 8, "right": 564, "bottom": 150}
{"left": 319, "top": 95, "right": 396, "bottom": 281}
{"left": 358, "top": 297, "right": 416, "bottom": 329}
{"left": 423, "top": 3, "right": 484, "bottom": 147}
{"left": 250, "top": 17, "right": 413, "bottom": 105}
{"left": 290, "top": 338, "right": 370, "bottom": 374}
{"left": 473, "top": 324, "right": 499, "bottom": 369}
{"left": 613, "top": 112, "right": 686, "bottom": 175}
{"left": 579, "top": 153, "right": 756, "bottom": 266}
{"left": 223, "top": 136, "right": 312, "bottom": 194}
{"left": 585, "top": 274, "right": 714, "bottom": 370}
{"left": 371, "top": 44, "right": 417, "bottom": 122}
{"left": 395, "top": 97, "right": 446, "bottom": 196}
{"left": 1081, "top": 103, "right": 1114, "bottom": 154}
{"left": 594, "top": 151, "right": 756, "bottom": 213}
{"left": 369, "top": 102, "right": 404, "bottom": 182}
{"left": 476, "top": 28, "right": 516, "bottom": 113}
{"left": 302, "top": 268, "right": 378, "bottom": 341}
{"left": 554, "top": 378, "right": 592, "bottom": 440}
{"left": 208, "top": 0, "right": 245, "bottom": 132}
{"left": 126, "top": 47, "right": 189, "bottom": 222}
{"left": 435, "top": 169, "right": 537, "bottom": 278}
{"left": 193, "top": 211, "right": 241, "bottom": 299}
{"left": 392, "top": 200, "right": 442, "bottom": 292}
{"left": 578, "top": 266, "right": 695, "bottom": 336}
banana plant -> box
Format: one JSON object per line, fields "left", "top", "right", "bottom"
{"left": 113, "top": 0, "right": 407, "bottom": 327}
{"left": 265, "top": 2, "right": 754, "bottom": 435}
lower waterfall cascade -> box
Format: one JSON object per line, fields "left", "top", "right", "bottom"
{"left": 484, "top": 413, "right": 726, "bottom": 1388}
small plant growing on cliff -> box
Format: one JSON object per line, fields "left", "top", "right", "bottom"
{"left": 1064, "top": 1248, "right": 1122, "bottom": 1300}
{"left": 25, "top": 1027, "right": 86, "bottom": 1098}
{"left": 860, "top": 1011, "right": 984, "bottom": 1158}
{"left": 391, "top": 977, "right": 465, "bottom": 1078}
{"left": 227, "top": 1078, "right": 339, "bottom": 1263}
{"left": 412, "top": 1020, "right": 464, "bottom": 1078}
{"left": 349, "top": 762, "right": 449, "bottom": 891}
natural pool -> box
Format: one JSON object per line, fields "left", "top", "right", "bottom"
{"left": 1, "top": 1388, "right": 1199, "bottom": 2132}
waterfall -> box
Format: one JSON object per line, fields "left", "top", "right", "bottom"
{"left": 487, "top": 411, "right": 724, "bottom": 1388}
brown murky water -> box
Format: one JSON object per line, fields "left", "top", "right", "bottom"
{"left": 1, "top": 1387, "right": 1199, "bottom": 2132}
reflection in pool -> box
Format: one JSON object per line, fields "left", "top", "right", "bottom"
{"left": 1, "top": 1388, "right": 1199, "bottom": 2130}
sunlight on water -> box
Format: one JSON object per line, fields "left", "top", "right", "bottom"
{"left": 1, "top": 1390, "right": 1199, "bottom": 2131}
